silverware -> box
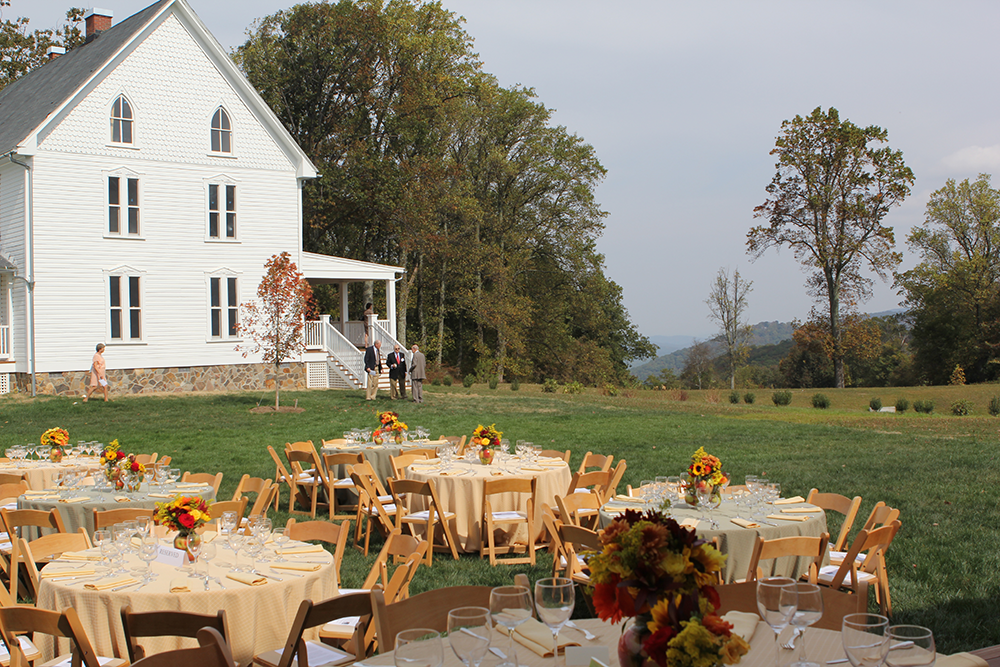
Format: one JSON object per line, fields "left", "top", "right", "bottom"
{"left": 564, "top": 620, "right": 596, "bottom": 640}
{"left": 489, "top": 648, "right": 506, "bottom": 659}
{"left": 110, "top": 581, "right": 142, "bottom": 592}
{"left": 827, "top": 641, "right": 914, "bottom": 664}
{"left": 251, "top": 569, "right": 282, "bottom": 581}
{"left": 269, "top": 568, "right": 302, "bottom": 577}
{"left": 780, "top": 627, "right": 802, "bottom": 650}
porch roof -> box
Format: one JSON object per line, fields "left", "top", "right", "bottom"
{"left": 300, "top": 251, "right": 404, "bottom": 284}
{"left": 0, "top": 254, "right": 15, "bottom": 272}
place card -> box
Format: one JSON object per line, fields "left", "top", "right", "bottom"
{"left": 155, "top": 545, "right": 186, "bottom": 568}
{"left": 565, "top": 647, "right": 609, "bottom": 666}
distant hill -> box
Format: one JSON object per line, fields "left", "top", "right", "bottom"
{"left": 631, "top": 320, "right": 794, "bottom": 380}
{"left": 647, "top": 335, "right": 699, "bottom": 356}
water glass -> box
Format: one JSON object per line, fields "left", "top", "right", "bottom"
{"left": 757, "top": 577, "right": 798, "bottom": 646}
{"left": 394, "top": 629, "right": 443, "bottom": 667}
{"left": 790, "top": 583, "right": 824, "bottom": 667}
{"left": 886, "top": 626, "right": 935, "bottom": 667}
{"left": 447, "top": 607, "right": 491, "bottom": 667}
{"left": 842, "top": 614, "right": 890, "bottom": 667}
{"left": 490, "top": 586, "right": 533, "bottom": 667}
{"left": 535, "top": 578, "right": 574, "bottom": 666}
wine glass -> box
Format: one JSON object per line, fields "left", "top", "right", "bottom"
{"left": 199, "top": 541, "right": 218, "bottom": 582}
{"left": 139, "top": 535, "right": 158, "bottom": 583}
{"left": 842, "top": 614, "right": 890, "bottom": 667}
{"left": 228, "top": 530, "right": 247, "bottom": 571}
{"left": 447, "top": 607, "right": 491, "bottom": 667}
{"left": 394, "top": 629, "right": 443, "bottom": 667}
{"left": 490, "top": 586, "right": 533, "bottom": 667}
{"left": 757, "top": 577, "right": 798, "bottom": 656}
{"left": 93, "top": 529, "right": 111, "bottom": 573}
{"left": 790, "top": 583, "right": 824, "bottom": 667}
{"left": 273, "top": 525, "right": 291, "bottom": 561}
{"left": 186, "top": 534, "right": 203, "bottom": 570}
{"left": 885, "top": 626, "right": 935, "bottom": 667}
{"left": 535, "top": 578, "right": 574, "bottom": 666}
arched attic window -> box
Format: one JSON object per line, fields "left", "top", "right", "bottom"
{"left": 111, "top": 95, "right": 134, "bottom": 144}
{"left": 211, "top": 107, "right": 232, "bottom": 153}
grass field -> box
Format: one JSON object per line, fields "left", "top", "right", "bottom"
{"left": 2, "top": 382, "right": 999, "bottom": 653}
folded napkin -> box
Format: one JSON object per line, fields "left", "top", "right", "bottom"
{"left": 614, "top": 494, "right": 638, "bottom": 502}
{"left": 85, "top": 576, "right": 137, "bottom": 590}
{"left": 40, "top": 567, "right": 96, "bottom": 579}
{"left": 536, "top": 462, "right": 566, "bottom": 467}
{"left": 781, "top": 508, "right": 820, "bottom": 514}
{"left": 721, "top": 611, "right": 759, "bottom": 641}
{"left": 271, "top": 562, "right": 322, "bottom": 572}
{"left": 773, "top": 496, "right": 806, "bottom": 505}
{"left": 767, "top": 514, "right": 808, "bottom": 522}
{"left": 731, "top": 518, "right": 760, "bottom": 529}
{"left": 227, "top": 572, "right": 267, "bottom": 586}
{"left": 28, "top": 495, "right": 60, "bottom": 500}
{"left": 536, "top": 458, "right": 564, "bottom": 463}
{"left": 501, "top": 618, "right": 579, "bottom": 657}
{"left": 114, "top": 496, "right": 130, "bottom": 503}
{"left": 608, "top": 505, "right": 647, "bottom": 513}
{"left": 60, "top": 550, "right": 103, "bottom": 561}
{"left": 174, "top": 483, "right": 206, "bottom": 488}
{"left": 679, "top": 518, "right": 700, "bottom": 529}
{"left": 170, "top": 578, "right": 192, "bottom": 593}
{"left": 147, "top": 493, "right": 175, "bottom": 498}
{"left": 410, "top": 465, "right": 440, "bottom": 471}
{"left": 24, "top": 490, "right": 52, "bottom": 496}
{"left": 937, "top": 653, "right": 990, "bottom": 667}
{"left": 520, "top": 466, "right": 545, "bottom": 472}
{"left": 277, "top": 544, "right": 325, "bottom": 555}
{"left": 59, "top": 497, "right": 90, "bottom": 504}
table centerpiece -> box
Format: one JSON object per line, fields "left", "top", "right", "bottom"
{"left": 586, "top": 509, "right": 749, "bottom": 667}
{"left": 472, "top": 423, "right": 502, "bottom": 465}
{"left": 154, "top": 495, "right": 211, "bottom": 561}
{"left": 684, "top": 446, "right": 729, "bottom": 507}
{"left": 375, "top": 411, "right": 408, "bottom": 445}
{"left": 40, "top": 427, "right": 69, "bottom": 462}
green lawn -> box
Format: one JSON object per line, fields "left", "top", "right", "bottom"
{"left": 1, "top": 384, "right": 998, "bottom": 653}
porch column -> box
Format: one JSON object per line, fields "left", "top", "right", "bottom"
{"left": 339, "top": 281, "right": 349, "bottom": 333}
{"left": 385, "top": 279, "right": 396, "bottom": 339}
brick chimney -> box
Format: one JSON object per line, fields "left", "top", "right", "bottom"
{"left": 46, "top": 46, "right": 66, "bottom": 61}
{"left": 84, "top": 8, "right": 113, "bottom": 40}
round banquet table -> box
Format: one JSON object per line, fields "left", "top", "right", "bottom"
{"left": 599, "top": 496, "right": 830, "bottom": 583}
{"left": 405, "top": 457, "right": 572, "bottom": 552}
{"left": 321, "top": 439, "right": 451, "bottom": 483}
{"left": 36, "top": 535, "right": 338, "bottom": 666}
{"left": 0, "top": 456, "right": 100, "bottom": 490}
{"left": 18, "top": 483, "right": 217, "bottom": 536}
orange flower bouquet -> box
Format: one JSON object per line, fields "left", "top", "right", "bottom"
{"left": 471, "top": 423, "right": 502, "bottom": 465}
{"left": 40, "top": 427, "right": 69, "bottom": 462}
{"left": 684, "top": 446, "right": 730, "bottom": 506}
{"left": 586, "top": 509, "right": 748, "bottom": 667}
{"left": 375, "top": 411, "right": 408, "bottom": 444}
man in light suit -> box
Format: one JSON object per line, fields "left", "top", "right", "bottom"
{"left": 409, "top": 344, "right": 426, "bottom": 403}
{"left": 387, "top": 344, "right": 407, "bottom": 400}
{"left": 364, "top": 340, "right": 382, "bottom": 400}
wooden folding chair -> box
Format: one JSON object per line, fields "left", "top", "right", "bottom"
{"left": 93, "top": 507, "right": 155, "bottom": 531}
{"left": 440, "top": 436, "right": 467, "bottom": 455}
{"left": 0, "top": 482, "right": 28, "bottom": 503}
{"left": 0, "top": 474, "right": 27, "bottom": 488}
{"left": 267, "top": 445, "right": 295, "bottom": 512}
{"left": 371, "top": 585, "right": 494, "bottom": 652}
{"left": 555, "top": 491, "right": 602, "bottom": 529}
{"left": 567, "top": 470, "right": 613, "bottom": 498}
{"left": 715, "top": 579, "right": 868, "bottom": 631}
{"left": 339, "top": 528, "right": 427, "bottom": 597}
{"left": 231, "top": 475, "right": 272, "bottom": 502}
{"left": 126, "top": 627, "right": 236, "bottom": 667}
{"left": 253, "top": 592, "right": 372, "bottom": 667}
{"left": 401, "top": 448, "right": 438, "bottom": 459}
{"left": 248, "top": 484, "right": 279, "bottom": 520}
{"left": 134, "top": 453, "right": 158, "bottom": 466}
{"left": 806, "top": 488, "right": 862, "bottom": 551}
{"left": 286, "top": 440, "right": 317, "bottom": 453}
{"left": 321, "top": 452, "right": 363, "bottom": 520}
{"left": 389, "top": 478, "right": 459, "bottom": 565}
{"left": 604, "top": 460, "right": 628, "bottom": 503}
{"left": 829, "top": 502, "right": 900, "bottom": 566}
{"left": 558, "top": 524, "right": 599, "bottom": 585}
{"left": 480, "top": 477, "right": 536, "bottom": 566}
{"left": 285, "top": 449, "right": 327, "bottom": 518}
{"left": 121, "top": 606, "right": 228, "bottom": 663}
{"left": 389, "top": 453, "right": 429, "bottom": 480}
{"left": 351, "top": 469, "right": 398, "bottom": 556}
{"left": 208, "top": 498, "right": 249, "bottom": 530}
{"left": 180, "top": 472, "right": 224, "bottom": 496}
{"left": 816, "top": 520, "right": 901, "bottom": 616}
{"left": 539, "top": 449, "right": 571, "bottom": 463}
{"left": 745, "top": 532, "right": 829, "bottom": 583}
{"left": 10, "top": 531, "right": 92, "bottom": 599}
{"left": 577, "top": 452, "right": 613, "bottom": 474}
{"left": 285, "top": 519, "right": 351, "bottom": 585}
{"left": 0, "top": 603, "right": 126, "bottom": 667}
{"left": 540, "top": 504, "right": 568, "bottom": 577}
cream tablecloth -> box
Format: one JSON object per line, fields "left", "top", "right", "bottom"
{"left": 599, "top": 496, "right": 829, "bottom": 583}
{"left": 405, "top": 458, "right": 572, "bottom": 552}
{"left": 321, "top": 439, "right": 450, "bottom": 483}
{"left": 18, "top": 483, "right": 217, "bottom": 536}
{"left": 37, "top": 537, "right": 338, "bottom": 666}
{"left": 0, "top": 456, "right": 99, "bottom": 490}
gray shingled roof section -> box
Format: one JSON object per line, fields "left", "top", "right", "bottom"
{"left": 0, "top": 255, "right": 16, "bottom": 271}
{"left": 0, "top": 0, "right": 171, "bottom": 155}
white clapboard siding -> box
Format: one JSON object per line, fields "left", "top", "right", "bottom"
{"left": 0, "top": 162, "right": 27, "bottom": 369}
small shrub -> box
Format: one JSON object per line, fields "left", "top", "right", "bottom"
{"left": 432, "top": 378, "right": 442, "bottom": 386}
{"left": 670, "top": 389, "right": 689, "bottom": 401}
{"left": 442, "top": 375, "right": 453, "bottom": 387}
{"left": 743, "top": 392, "right": 756, "bottom": 404}
{"left": 869, "top": 397, "right": 882, "bottom": 412}
{"left": 913, "top": 400, "right": 934, "bottom": 414}
{"left": 895, "top": 398, "right": 910, "bottom": 413}
{"left": 950, "top": 364, "right": 966, "bottom": 385}
{"left": 811, "top": 393, "right": 830, "bottom": 409}
{"left": 951, "top": 399, "right": 972, "bottom": 416}
{"left": 563, "top": 381, "right": 584, "bottom": 394}
{"left": 990, "top": 396, "right": 1000, "bottom": 417}
{"left": 542, "top": 378, "right": 558, "bottom": 393}
{"left": 488, "top": 377, "right": 498, "bottom": 390}
{"left": 603, "top": 383, "right": 619, "bottom": 397}
{"left": 772, "top": 390, "right": 792, "bottom": 406}
{"left": 462, "top": 374, "right": 474, "bottom": 388}
{"left": 729, "top": 390, "right": 741, "bottom": 404}
{"left": 511, "top": 378, "right": 520, "bottom": 392}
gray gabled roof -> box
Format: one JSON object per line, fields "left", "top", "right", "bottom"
{"left": 0, "top": 1, "right": 169, "bottom": 155}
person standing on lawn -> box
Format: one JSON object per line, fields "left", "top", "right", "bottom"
{"left": 84, "top": 343, "right": 109, "bottom": 402}
{"left": 364, "top": 340, "right": 382, "bottom": 400}
{"left": 409, "top": 344, "right": 426, "bottom": 404}
{"left": 387, "top": 344, "right": 407, "bottom": 400}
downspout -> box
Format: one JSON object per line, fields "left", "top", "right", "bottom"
{"left": 6, "top": 152, "right": 35, "bottom": 397}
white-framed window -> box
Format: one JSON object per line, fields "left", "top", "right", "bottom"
{"left": 106, "top": 267, "right": 144, "bottom": 343}
{"left": 207, "top": 271, "right": 240, "bottom": 340}
{"left": 211, "top": 107, "right": 232, "bottom": 153}
{"left": 108, "top": 174, "right": 140, "bottom": 236}
{"left": 206, "top": 175, "right": 237, "bottom": 240}
{"left": 110, "top": 94, "right": 134, "bottom": 144}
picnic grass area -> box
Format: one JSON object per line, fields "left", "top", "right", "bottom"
{"left": 1, "top": 382, "right": 998, "bottom": 653}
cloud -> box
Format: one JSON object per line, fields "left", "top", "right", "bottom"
{"left": 942, "top": 145, "right": 1000, "bottom": 172}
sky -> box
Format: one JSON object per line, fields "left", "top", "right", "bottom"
{"left": 17, "top": 0, "right": 1000, "bottom": 340}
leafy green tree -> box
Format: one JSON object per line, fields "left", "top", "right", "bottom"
{"left": 0, "top": 4, "right": 85, "bottom": 92}
{"left": 707, "top": 267, "right": 753, "bottom": 389}
{"left": 748, "top": 107, "right": 913, "bottom": 388}
{"left": 681, "top": 340, "right": 714, "bottom": 390}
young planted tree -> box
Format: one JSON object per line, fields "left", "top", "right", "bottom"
{"left": 237, "top": 253, "right": 314, "bottom": 409}
{"left": 748, "top": 107, "right": 913, "bottom": 388}
{"left": 706, "top": 267, "right": 753, "bottom": 389}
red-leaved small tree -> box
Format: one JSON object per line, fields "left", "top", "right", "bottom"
{"left": 237, "top": 252, "right": 314, "bottom": 409}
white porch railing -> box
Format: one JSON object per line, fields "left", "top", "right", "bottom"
{"left": 0, "top": 325, "right": 9, "bottom": 359}
{"left": 305, "top": 321, "right": 322, "bottom": 349}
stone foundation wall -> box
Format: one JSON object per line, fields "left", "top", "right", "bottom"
{"left": 11, "top": 362, "right": 308, "bottom": 396}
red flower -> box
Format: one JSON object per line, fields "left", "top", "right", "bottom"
{"left": 701, "top": 585, "right": 721, "bottom": 611}
{"left": 703, "top": 613, "right": 733, "bottom": 637}
{"left": 116, "top": 451, "right": 126, "bottom": 460}
{"left": 592, "top": 582, "right": 623, "bottom": 623}
{"left": 178, "top": 513, "right": 195, "bottom": 529}
{"left": 642, "top": 626, "right": 676, "bottom": 665}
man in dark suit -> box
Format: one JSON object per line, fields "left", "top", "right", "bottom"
{"left": 387, "top": 344, "right": 407, "bottom": 400}
{"left": 364, "top": 340, "right": 382, "bottom": 400}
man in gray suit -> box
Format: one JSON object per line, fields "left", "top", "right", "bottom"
{"left": 409, "top": 344, "right": 426, "bottom": 403}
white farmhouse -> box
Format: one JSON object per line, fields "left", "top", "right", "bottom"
{"left": 0, "top": 0, "right": 404, "bottom": 396}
